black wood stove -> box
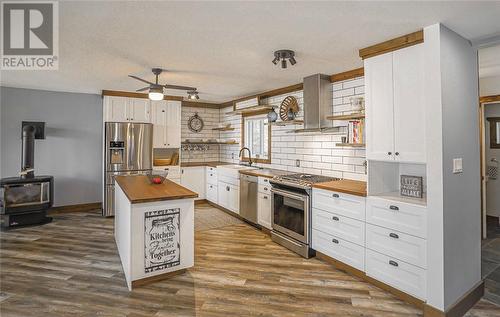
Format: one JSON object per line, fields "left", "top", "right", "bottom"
{"left": 0, "top": 122, "right": 53, "bottom": 229}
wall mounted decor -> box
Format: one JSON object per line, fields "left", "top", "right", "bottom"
{"left": 279, "top": 96, "right": 299, "bottom": 121}
{"left": 400, "top": 175, "right": 423, "bottom": 198}
{"left": 187, "top": 112, "right": 204, "bottom": 133}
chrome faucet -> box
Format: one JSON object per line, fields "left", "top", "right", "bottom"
{"left": 239, "top": 147, "right": 253, "bottom": 166}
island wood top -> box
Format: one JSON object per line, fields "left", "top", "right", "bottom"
{"left": 239, "top": 168, "right": 292, "bottom": 179}
{"left": 312, "top": 179, "right": 367, "bottom": 197}
{"left": 115, "top": 175, "right": 198, "bottom": 204}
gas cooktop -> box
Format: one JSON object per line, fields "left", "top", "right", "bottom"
{"left": 271, "top": 173, "right": 341, "bottom": 188}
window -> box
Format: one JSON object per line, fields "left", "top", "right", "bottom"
{"left": 242, "top": 113, "right": 271, "bottom": 163}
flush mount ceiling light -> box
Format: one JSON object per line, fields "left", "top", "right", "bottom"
{"left": 129, "top": 68, "right": 198, "bottom": 101}
{"left": 187, "top": 90, "right": 199, "bottom": 100}
{"left": 272, "top": 50, "right": 297, "bottom": 69}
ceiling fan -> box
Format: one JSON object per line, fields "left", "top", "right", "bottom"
{"left": 129, "top": 68, "right": 199, "bottom": 101}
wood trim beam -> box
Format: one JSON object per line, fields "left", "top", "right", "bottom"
{"left": 359, "top": 30, "right": 424, "bottom": 60}
{"left": 182, "top": 100, "right": 225, "bottom": 109}
{"left": 330, "top": 67, "right": 365, "bottom": 83}
{"left": 102, "top": 90, "right": 184, "bottom": 101}
{"left": 480, "top": 94, "right": 500, "bottom": 104}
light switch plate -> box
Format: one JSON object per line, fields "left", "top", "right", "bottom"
{"left": 453, "top": 158, "right": 463, "bottom": 174}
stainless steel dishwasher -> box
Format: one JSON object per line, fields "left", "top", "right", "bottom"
{"left": 240, "top": 174, "right": 258, "bottom": 223}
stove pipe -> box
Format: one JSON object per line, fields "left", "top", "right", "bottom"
{"left": 21, "top": 125, "right": 36, "bottom": 178}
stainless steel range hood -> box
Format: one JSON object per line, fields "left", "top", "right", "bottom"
{"left": 292, "top": 74, "right": 336, "bottom": 133}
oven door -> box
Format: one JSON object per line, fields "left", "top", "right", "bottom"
{"left": 271, "top": 187, "right": 310, "bottom": 244}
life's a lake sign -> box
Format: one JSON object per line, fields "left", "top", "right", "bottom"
{"left": 144, "top": 209, "right": 180, "bottom": 273}
{"left": 400, "top": 175, "right": 423, "bottom": 198}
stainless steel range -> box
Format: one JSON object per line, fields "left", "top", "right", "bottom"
{"left": 270, "top": 173, "right": 340, "bottom": 258}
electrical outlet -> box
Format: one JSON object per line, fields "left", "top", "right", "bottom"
{"left": 295, "top": 159, "right": 300, "bottom": 167}
{"left": 453, "top": 158, "right": 463, "bottom": 174}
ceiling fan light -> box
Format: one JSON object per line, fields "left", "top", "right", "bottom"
{"left": 281, "top": 59, "right": 287, "bottom": 69}
{"left": 289, "top": 56, "right": 297, "bottom": 65}
{"left": 187, "top": 90, "right": 199, "bottom": 100}
{"left": 272, "top": 56, "right": 279, "bottom": 65}
{"left": 148, "top": 86, "right": 164, "bottom": 100}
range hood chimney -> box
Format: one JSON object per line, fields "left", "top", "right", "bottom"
{"left": 293, "top": 74, "right": 334, "bottom": 133}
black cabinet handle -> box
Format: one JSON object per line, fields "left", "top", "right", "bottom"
{"left": 389, "top": 233, "right": 399, "bottom": 239}
{"left": 395, "top": 152, "right": 400, "bottom": 156}
{"left": 263, "top": 196, "right": 268, "bottom": 200}
{"left": 389, "top": 205, "right": 399, "bottom": 211}
{"left": 226, "top": 186, "right": 230, "bottom": 191}
{"left": 264, "top": 187, "right": 268, "bottom": 191}
{"left": 389, "top": 260, "right": 399, "bottom": 267}
{"left": 332, "top": 193, "right": 339, "bottom": 198}
{"left": 388, "top": 152, "right": 392, "bottom": 155}
{"left": 210, "top": 174, "right": 213, "bottom": 177}
{"left": 332, "top": 216, "right": 340, "bottom": 221}
{"left": 332, "top": 238, "right": 339, "bottom": 244}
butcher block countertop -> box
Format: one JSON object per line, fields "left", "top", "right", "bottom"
{"left": 313, "top": 179, "right": 367, "bottom": 197}
{"left": 180, "top": 161, "right": 233, "bottom": 167}
{"left": 239, "top": 168, "right": 291, "bottom": 179}
{"left": 115, "top": 175, "right": 198, "bottom": 204}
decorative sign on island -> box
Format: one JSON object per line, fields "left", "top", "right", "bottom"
{"left": 144, "top": 209, "right": 181, "bottom": 273}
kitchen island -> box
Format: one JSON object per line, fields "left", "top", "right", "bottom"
{"left": 114, "top": 175, "right": 198, "bottom": 290}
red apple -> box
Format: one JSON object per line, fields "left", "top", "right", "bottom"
{"left": 152, "top": 177, "right": 162, "bottom": 184}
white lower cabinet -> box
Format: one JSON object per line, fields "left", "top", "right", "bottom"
{"left": 180, "top": 166, "right": 205, "bottom": 200}
{"left": 217, "top": 181, "right": 239, "bottom": 214}
{"left": 312, "top": 208, "right": 365, "bottom": 246}
{"left": 366, "top": 196, "right": 427, "bottom": 238}
{"left": 206, "top": 183, "right": 218, "bottom": 203}
{"left": 312, "top": 229, "right": 365, "bottom": 271}
{"left": 257, "top": 192, "right": 271, "bottom": 230}
{"left": 365, "top": 249, "right": 427, "bottom": 300}
{"left": 365, "top": 223, "right": 427, "bottom": 269}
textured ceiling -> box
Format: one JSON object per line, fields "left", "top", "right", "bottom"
{"left": 2, "top": 1, "right": 500, "bottom": 102}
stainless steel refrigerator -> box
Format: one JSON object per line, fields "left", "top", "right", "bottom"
{"left": 103, "top": 122, "right": 153, "bottom": 216}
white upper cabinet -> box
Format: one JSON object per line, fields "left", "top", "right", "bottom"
{"left": 104, "top": 96, "right": 129, "bottom": 122}
{"left": 365, "top": 44, "right": 426, "bottom": 164}
{"left": 393, "top": 45, "right": 426, "bottom": 163}
{"left": 365, "top": 52, "right": 395, "bottom": 161}
{"left": 128, "top": 98, "right": 151, "bottom": 123}
{"left": 165, "top": 101, "right": 181, "bottom": 148}
{"left": 151, "top": 100, "right": 181, "bottom": 148}
{"left": 103, "top": 96, "right": 151, "bottom": 123}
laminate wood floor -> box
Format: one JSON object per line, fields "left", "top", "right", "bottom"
{"left": 0, "top": 209, "right": 499, "bottom": 317}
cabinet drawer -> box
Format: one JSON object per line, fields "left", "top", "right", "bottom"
{"left": 258, "top": 183, "right": 271, "bottom": 194}
{"left": 206, "top": 183, "right": 218, "bottom": 203}
{"left": 366, "top": 197, "right": 427, "bottom": 238}
{"left": 206, "top": 170, "right": 218, "bottom": 185}
{"left": 366, "top": 224, "right": 426, "bottom": 268}
{"left": 312, "top": 208, "right": 365, "bottom": 246}
{"left": 366, "top": 249, "right": 426, "bottom": 300}
{"left": 312, "top": 188, "right": 366, "bottom": 221}
{"left": 257, "top": 192, "right": 272, "bottom": 229}
{"left": 258, "top": 177, "right": 271, "bottom": 186}
{"left": 312, "top": 229, "right": 365, "bottom": 271}
{"left": 218, "top": 175, "right": 239, "bottom": 186}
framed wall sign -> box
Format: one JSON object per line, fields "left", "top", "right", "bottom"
{"left": 400, "top": 175, "right": 423, "bottom": 198}
{"left": 144, "top": 208, "right": 181, "bottom": 273}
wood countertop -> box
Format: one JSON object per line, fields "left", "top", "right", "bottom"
{"left": 115, "top": 175, "right": 198, "bottom": 204}
{"left": 180, "top": 161, "right": 233, "bottom": 167}
{"left": 239, "top": 168, "right": 291, "bottom": 179}
{"left": 312, "top": 179, "right": 367, "bottom": 197}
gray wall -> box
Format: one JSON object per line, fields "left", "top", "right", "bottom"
{"left": 1, "top": 87, "right": 102, "bottom": 207}
{"left": 440, "top": 25, "right": 481, "bottom": 308}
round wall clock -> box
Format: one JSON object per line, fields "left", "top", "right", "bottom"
{"left": 188, "top": 113, "right": 204, "bottom": 133}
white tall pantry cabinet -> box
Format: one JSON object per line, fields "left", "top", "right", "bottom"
{"left": 365, "top": 44, "right": 426, "bottom": 164}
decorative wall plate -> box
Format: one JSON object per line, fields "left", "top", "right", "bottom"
{"left": 188, "top": 113, "right": 204, "bottom": 133}
{"left": 279, "top": 96, "right": 299, "bottom": 121}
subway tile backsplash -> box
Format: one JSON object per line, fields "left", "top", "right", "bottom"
{"left": 181, "top": 76, "right": 366, "bottom": 181}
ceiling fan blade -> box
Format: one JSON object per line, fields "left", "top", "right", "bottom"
{"left": 136, "top": 86, "right": 150, "bottom": 92}
{"left": 163, "top": 84, "right": 196, "bottom": 91}
{"left": 128, "top": 75, "right": 154, "bottom": 85}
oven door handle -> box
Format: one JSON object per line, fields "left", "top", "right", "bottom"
{"left": 270, "top": 188, "right": 308, "bottom": 202}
